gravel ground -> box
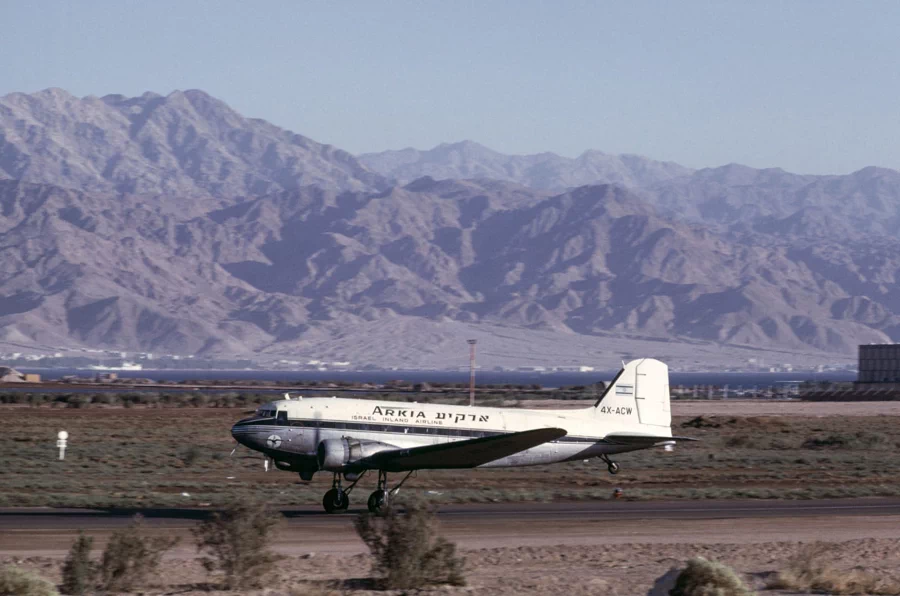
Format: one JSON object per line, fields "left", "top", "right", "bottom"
{"left": 5, "top": 534, "right": 900, "bottom": 595}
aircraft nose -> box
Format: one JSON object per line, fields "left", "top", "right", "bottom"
{"left": 231, "top": 422, "right": 250, "bottom": 447}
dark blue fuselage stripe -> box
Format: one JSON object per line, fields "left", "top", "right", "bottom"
{"left": 233, "top": 417, "right": 601, "bottom": 444}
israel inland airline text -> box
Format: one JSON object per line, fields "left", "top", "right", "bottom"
{"left": 230, "top": 358, "right": 696, "bottom": 513}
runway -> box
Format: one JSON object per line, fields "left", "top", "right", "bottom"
{"left": 4, "top": 498, "right": 900, "bottom": 556}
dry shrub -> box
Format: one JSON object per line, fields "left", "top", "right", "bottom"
{"left": 725, "top": 434, "right": 754, "bottom": 448}
{"left": 181, "top": 445, "right": 201, "bottom": 467}
{"left": 669, "top": 557, "right": 754, "bottom": 596}
{"left": 60, "top": 532, "right": 95, "bottom": 595}
{"left": 288, "top": 582, "right": 341, "bottom": 596}
{"left": 729, "top": 416, "right": 789, "bottom": 430}
{"left": 726, "top": 433, "right": 795, "bottom": 450}
{"left": 99, "top": 514, "right": 179, "bottom": 592}
{"left": 802, "top": 431, "right": 890, "bottom": 450}
{"left": 0, "top": 566, "right": 58, "bottom": 596}
{"left": 768, "top": 542, "right": 900, "bottom": 595}
{"left": 682, "top": 416, "right": 721, "bottom": 429}
{"left": 354, "top": 500, "right": 465, "bottom": 590}
{"left": 192, "top": 500, "right": 281, "bottom": 589}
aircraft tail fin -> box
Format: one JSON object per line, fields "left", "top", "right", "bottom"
{"left": 594, "top": 358, "right": 671, "bottom": 431}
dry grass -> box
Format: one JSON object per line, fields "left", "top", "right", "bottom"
{"left": 288, "top": 583, "right": 342, "bottom": 596}
{"left": 768, "top": 542, "right": 900, "bottom": 595}
{"left": 192, "top": 499, "right": 282, "bottom": 590}
{"left": 2, "top": 406, "right": 900, "bottom": 508}
{"left": 669, "top": 557, "right": 754, "bottom": 596}
{"left": 99, "top": 515, "right": 179, "bottom": 592}
{"left": 0, "top": 566, "right": 58, "bottom": 596}
{"left": 60, "top": 532, "right": 94, "bottom": 595}
{"left": 354, "top": 500, "right": 465, "bottom": 589}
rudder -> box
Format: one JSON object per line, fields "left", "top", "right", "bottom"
{"left": 595, "top": 358, "right": 671, "bottom": 431}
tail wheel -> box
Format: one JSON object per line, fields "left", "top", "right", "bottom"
{"left": 322, "top": 488, "right": 349, "bottom": 513}
{"left": 367, "top": 489, "right": 388, "bottom": 513}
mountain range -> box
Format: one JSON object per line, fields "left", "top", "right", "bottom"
{"left": 359, "top": 141, "right": 693, "bottom": 191}
{"left": 1, "top": 88, "right": 898, "bottom": 369}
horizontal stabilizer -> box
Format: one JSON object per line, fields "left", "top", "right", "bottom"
{"left": 604, "top": 433, "right": 698, "bottom": 446}
{"left": 360, "top": 427, "right": 567, "bottom": 472}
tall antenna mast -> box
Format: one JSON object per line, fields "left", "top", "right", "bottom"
{"left": 467, "top": 339, "right": 477, "bottom": 406}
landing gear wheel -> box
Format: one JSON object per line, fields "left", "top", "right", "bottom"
{"left": 607, "top": 461, "right": 620, "bottom": 475}
{"left": 367, "top": 489, "right": 388, "bottom": 513}
{"left": 322, "top": 488, "right": 349, "bottom": 513}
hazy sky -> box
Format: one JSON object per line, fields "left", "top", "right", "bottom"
{"left": 2, "top": 1, "right": 899, "bottom": 174}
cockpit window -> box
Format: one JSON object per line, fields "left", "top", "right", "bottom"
{"left": 255, "top": 408, "right": 275, "bottom": 418}
{"left": 276, "top": 411, "right": 288, "bottom": 423}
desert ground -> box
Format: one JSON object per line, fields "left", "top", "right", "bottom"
{"left": 3, "top": 504, "right": 900, "bottom": 594}
{"left": 3, "top": 399, "right": 900, "bottom": 594}
{"left": 3, "top": 400, "right": 900, "bottom": 509}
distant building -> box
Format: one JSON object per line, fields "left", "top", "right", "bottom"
{"left": 857, "top": 344, "right": 900, "bottom": 384}
{"left": 0, "top": 367, "right": 25, "bottom": 382}
{"left": 552, "top": 365, "right": 596, "bottom": 373}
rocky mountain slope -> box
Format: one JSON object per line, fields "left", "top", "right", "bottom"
{"left": 0, "top": 88, "right": 386, "bottom": 202}
{"left": 0, "top": 176, "right": 896, "bottom": 367}
{"left": 1, "top": 89, "right": 898, "bottom": 368}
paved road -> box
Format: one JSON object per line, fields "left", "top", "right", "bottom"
{"left": 5, "top": 498, "right": 900, "bottom": 555}
{"left": 4, "top": 497, "right": 900, "bottom": 526}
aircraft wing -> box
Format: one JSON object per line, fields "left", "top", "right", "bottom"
{"left": 603, "top": 433, "right": 698, "bottom": 446}
{"left": 359, "top": 427, "right": 567, "bottom": 472}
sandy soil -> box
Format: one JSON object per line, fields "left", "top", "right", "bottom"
{"left": 5, "top": 527, "right": 900, "bottom": 595}
{"left": 5, "top": 503, "right": 900, "bottom": 594}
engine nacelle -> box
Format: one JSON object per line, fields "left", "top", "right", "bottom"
{"left": 316, "top": 438, "right": 396, "bottom": 472}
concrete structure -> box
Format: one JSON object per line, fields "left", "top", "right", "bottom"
{"left": 858, "top": 344, "right": 900, "bottom": 384}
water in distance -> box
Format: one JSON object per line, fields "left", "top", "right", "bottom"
{"left": 18, "top": 367, "right": 856, "bottom": 388}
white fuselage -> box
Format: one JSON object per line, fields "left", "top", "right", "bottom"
{"left": 231, "top": 395, "right": 661, "bottom": 468}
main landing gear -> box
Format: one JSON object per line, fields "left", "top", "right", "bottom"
{"left": 365, "top": 470, "right": 414, "bottom": 513}
{"left": 600, "top": 454, "right": 620, "bottom": 475}
{"left": 320, "top": 469, "right": 415, "bottom": 514}
{"left": 322, "top": 471, "right": 366, "bottom": 513}
{"left": 367, "top": 470, "right": 388, "bottom": 514}
{"left": 322, "top": 474, "right": 351, "bottom": 514}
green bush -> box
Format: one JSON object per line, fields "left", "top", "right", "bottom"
{"left": 670, "top": 557, "right": 754, "bottom": 596}
{"left": 99, "top": 515, "right": 178, "bottom": 592}
{"left": 192, "top": 500, "right": 281, "bottom": 589}
{"left": 354, "top": 501, "right": 465, "bottom": 590}
{"left": 61, "top": 532, "right": 95, "bottom": 595}
{"left": 0, "top": 566, "right": 58, "bottom": 596}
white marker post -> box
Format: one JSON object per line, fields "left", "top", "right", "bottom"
{"left": 57, "top": 430, "right": 68, "bottom": 460}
